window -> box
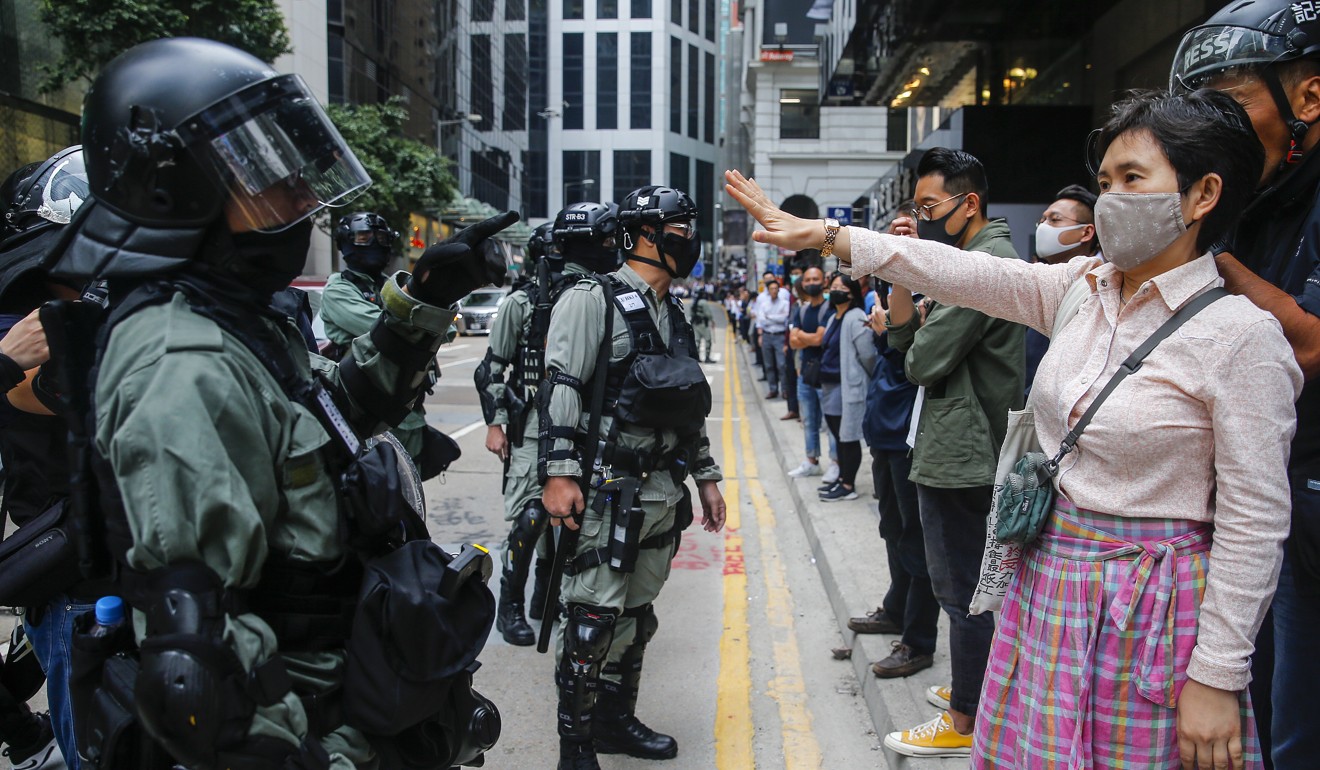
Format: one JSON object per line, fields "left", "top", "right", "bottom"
{"left": 563, "top": 150, "right": 601, "bottom": 203}
{"left": 614, "top": 150, "right": 651, "bottom": 201}
{"left": 470, "top": 36, "right": 493, "bottom": 132}
{"left": 328, "top": 31, "right": 345, "bottom": 103}
{"left": 471, "top": 149, "right": 510, "bottom": 210}
{"left": 703, "top": 51, "right": 715, "bottom": 143}
{"left": 669, "top": 152, "right": 690, "bottom": 194}
{"left": 504, "top": 34, "right": 527, "bottom": 131}
{"left": 695, "top": 160, "right": 714, "bottom": 235}
{"left": 687, "top": 44, "right": 699, "bottom": 139}
{"left": 563, "top": 33, "right": 584, "bottom": 129}
{"left": 630, "top": 33, "right": 652, "bottom": 129}
{"left": 670, "top": 0, "right": 681, "bottom": 25}
{"left": 779, "top": 88, "right": 820, "bottom": 139}
{"left": 472, "top": 0, "right": 494, "bottom": 21}
{"left": 524, "top": 149, "right": 549, "bottom": 218}
{"left": 565, "top": 0, "right": 583, "bottom": 19}
{"left": 704, "top": 0, "right": 714, "bottom": 40}
{"left": 688, "top": 0, "right": 699, "bottom": 34}
{"left": 669, "top": 37, "right": 682, "bottom": 134}
{"left": 506, "top": 0, "right": 525, "bottom": 20}
{"left": 597, "top": 33, "right": 618, "bottom": 129}
{"left": 887, "top": 108, "right": 908, "bottom": 152}
{"left": 631, "top": 0, "right": 650, "bottom": 18}
{"left": 599, "top": 0, "right": 617, "bottom": 17}
{"left": 328, "top": 0, "right": 343, "bottom": 23}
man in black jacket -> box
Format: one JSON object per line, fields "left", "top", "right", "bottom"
{"left": 1172, "top": 5, "right": 1320, "bottom": 767}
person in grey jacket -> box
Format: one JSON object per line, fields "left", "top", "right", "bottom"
{"left": 818, "top": 273, "right": 877, "bottom": 501}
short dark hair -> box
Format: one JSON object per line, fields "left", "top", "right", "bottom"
{"left": 1095, "top": 89, "right": 1263, "bottom": 254}
{"left": 766, "top": 277, "right": 780, "bottom": 288}
{"left": 1054, "top": 184, "right": 1097, "bottom": 220}
{"left": 917, "top": 147, "right": 989, "bottom": 207}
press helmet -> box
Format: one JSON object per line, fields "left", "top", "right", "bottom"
{"left": 1171, "top": 0, "right": 1320, "bottom": 162}
{"left": 52, "top": 38, "right": 371, "bottom": 279}
{"left": 618, "top": 185, "right": 701, "bottom": 278}
{"left": 553, "top": 202, "right": 622, "bottom": 273}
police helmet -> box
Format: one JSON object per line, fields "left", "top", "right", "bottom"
{"left": 3, "top": 146, "right": 89, "bottom": 240}
{"left": 553, "top": 202, "right": 622, "bottom": 273}
{"left": 618, "top": 186, "right": 698, "bottom": 238}
{"left": 526, "top": 221, "right": 558, "bottom": 264}
{"left": 335, "top": 212, "right": 399, "bottom": 256}
{"left": 79, "top": 38, "right": 369, "bottom": 233}
{"left": 1171, "top": 1, "right": 1320, "bottom": 91}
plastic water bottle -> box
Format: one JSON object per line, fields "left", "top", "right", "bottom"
{"left": 87, "top": 596, "right": 125, "bottom": 638}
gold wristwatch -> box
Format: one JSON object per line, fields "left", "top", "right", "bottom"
{"left": 820, "top": 218, "right": 841, "bottom": 260}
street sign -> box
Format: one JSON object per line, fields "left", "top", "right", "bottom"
{"left": 691, "top": 259, "right": 705, "bottom": 279}
{"left": 826, "top": 206, "right": 852, "bottom": 225}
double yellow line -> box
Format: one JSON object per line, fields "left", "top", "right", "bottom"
{"left": 714, "top": 328, "right": 821, "bottom": 769}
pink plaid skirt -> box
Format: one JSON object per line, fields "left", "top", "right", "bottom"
{"left": 972, "top": 500, "right": 1261, "bottom": 769}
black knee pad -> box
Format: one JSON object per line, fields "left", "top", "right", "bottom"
{"left": 512, "top": 501, "right": 550, "bottom": 545}
{"left": 563, "top": 604, "right": 617, "bottom": 672}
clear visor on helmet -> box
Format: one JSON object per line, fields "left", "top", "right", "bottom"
{"left": 179, "top": 74, "right": 371, "bottom": 233}
{"left": 352, "top": 229, "right": 391, "bottom": 246}
{"left": 1170, "top": 25, "right": 1291, "bottom": 92}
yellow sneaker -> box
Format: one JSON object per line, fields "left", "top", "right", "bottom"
{"left": 883, "top": 711, "right": 973, "bottom": 757}
{"left": 925, "top": 685, "right": 952, "bottom": 710}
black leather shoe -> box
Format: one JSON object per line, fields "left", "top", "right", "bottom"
{"left": 871, "top": 641, "right": 934, "bottom": 679}
{"left": 594, "top": 715, "right": 679, "bottom": 760}
{"left": 847, "top": 607, "right": 901, "bottom": 635}
{"left": 559, "top": 739, "right": 602, "bottom": 769}
{"left": 496, "top": 596, "right": 536, "bottom": 646}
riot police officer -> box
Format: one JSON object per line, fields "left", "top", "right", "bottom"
{"left": 688, "top": 289, "right": 715, "bottom": 363}
{"left": 48, "top": 38, "right": 514, "bottom": 768}
{"left": 478, "top": 206, "right": 621, "bottom": 646}
{"left": 539, "top": 187, "right": 726, "bottom": 769}
{"left": 321, "top": 212, "right": 454, "bottom": 478}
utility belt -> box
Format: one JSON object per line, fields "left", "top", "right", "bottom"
{"left": 565, "top": 476, "right": 695, "bottom": 577}
{"left": 597, "top": 439, "right": 694, "bottom": 484}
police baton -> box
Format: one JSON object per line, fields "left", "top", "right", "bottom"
{"left": 536, "top": 514, "right": 577, "bottom": 653}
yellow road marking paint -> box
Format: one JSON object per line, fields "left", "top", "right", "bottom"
{"left": 715, "top": 328, "right": 755, "bottom": 768}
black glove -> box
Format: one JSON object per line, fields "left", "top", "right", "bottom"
{"left": 409, "top": 211, "right": 520, "bottom": 307}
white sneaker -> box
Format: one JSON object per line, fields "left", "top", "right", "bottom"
{"left": 821, "top": 462, "right": 840, "bottom": 485}
{"left": 787, "top": 460, "right": 823, "bottom": 477}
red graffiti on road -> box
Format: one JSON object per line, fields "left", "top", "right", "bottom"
{"left": 721, "top": 534, "right": 745, "bottom": 576}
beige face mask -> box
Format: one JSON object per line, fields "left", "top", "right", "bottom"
{"left": 1093, "top": 191, "right": 1188, "bottom": 270}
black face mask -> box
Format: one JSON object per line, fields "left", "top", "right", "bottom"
{"left": 915, "top": 197, "right": 971, "bottom": 247}
{"left": 345, "top": 244, "right": 390, "bottom": 275}
{"left": 829, "top": 289, "right": 850, "bottom": 306}
{"left": 802, "top": 283, "right": 824, "bottom": 297}
{"left": 227, "top": 219, "right": 313, "bottom": 298}
{"left": 657, "top": 231, "right": 702, "bottom": 278}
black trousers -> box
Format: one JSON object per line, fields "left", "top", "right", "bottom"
{"left": 823, "top": 414, "right": 861, "bottom": 486}
{"left": 871, "top": 447, "right": 939, "bottom": 655}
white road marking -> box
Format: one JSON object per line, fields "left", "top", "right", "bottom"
{"left": 447, "top": 419, "right": 487, "bottom": 439}
{"left": 439, "top": 356, "right": 484, "bottom": 369}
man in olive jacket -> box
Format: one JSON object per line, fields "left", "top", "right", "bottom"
{"left": 880, "top": 148, "right": 1025, "bottom": 758}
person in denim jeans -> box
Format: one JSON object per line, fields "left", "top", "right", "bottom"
{"left": 788, "top": 266, "right": 830, "bottom": 477}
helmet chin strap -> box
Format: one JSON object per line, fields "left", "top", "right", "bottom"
{"left": 1264, "top": 68, "right": 1312, "bottom": 166}
{"left": 626, "top": 227, "right": 679, "bottom": 278}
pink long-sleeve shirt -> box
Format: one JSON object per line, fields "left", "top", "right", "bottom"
{"left": 842, "top": 227, "right": 1302, "bottom": 691}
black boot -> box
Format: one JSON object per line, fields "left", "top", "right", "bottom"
{"left": 592, "top": 604, "right": 677, "bottom": 760}
{"left": 558, "top": 738, "right": 601, "bottom": 770}
{"left": 592, "top": 689, "right": 678, "bottom": 760}
{"left": 529, "top": 558, "right": 551, "bottom": 621}
{"left": 496, "top": 577, "right": 535, "bottom": 646}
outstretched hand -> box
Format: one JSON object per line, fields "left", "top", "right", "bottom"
{"left": 724, "top": 169, "right": 821, "bottom": 252}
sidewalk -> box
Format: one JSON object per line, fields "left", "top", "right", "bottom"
{"left": 735, "top": 341, "right": 967, "bottom": 770}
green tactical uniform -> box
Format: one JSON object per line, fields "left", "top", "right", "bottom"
{"left": 95, "top": 273, "right": 455, "bottom": 767}
{"left": 543, "top": 264, "right": 722, "bottom": 671}
{"left": 321, "top": 267, "right": 434, "bottom": 459}
{"left": 481, "top": 264, "right": 590, "bottom": 522}
{"left": 689, "top": 297, "right": 713, "bottom": 360}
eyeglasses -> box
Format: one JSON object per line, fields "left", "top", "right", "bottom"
{"left": 666, "top": 221, "right": 698, "bottom": 240}
{"left": 909, "top": 193, "right": 967, "bottom": 222}
{"left": 1037, "top": 213, "right": 1085, "bottom": 227}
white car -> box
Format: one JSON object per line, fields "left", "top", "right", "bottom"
{"left": 456, "top": 288, "right": 507, "bottom": 336}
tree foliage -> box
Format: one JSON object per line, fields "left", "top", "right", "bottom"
{"left": 39, "top": 0, "right": 291, "bottom": 92}
{"left": 326, "top": 98, "right": 457, "bottom": 249}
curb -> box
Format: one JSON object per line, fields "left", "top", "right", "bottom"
{"left": 737, "top": 341, "right": 965, "bottom": 770}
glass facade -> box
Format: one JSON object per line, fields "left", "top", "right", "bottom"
{"left": 632, "top": 0, "right": 651, "bottom": 18}
{"left": 669, "top": 152, "right": 690, "bottom": 193}
{"left": 597, "top": 33, "right": 618, "bottom": 130}
{"left": 504, "top": 34, "right": 528, "bottom": 131}
{"left": 779, "top": 88, "right": 819, "bottom": 139}
{"left": 630, "top": 33, "right": 652, "bottom": 129}
{"left": 669, "top": 37, "right": 682, "bottom": 134}
{"left": 564, "top": 33, "right": 585, "bottom": 129}
{"left": 470, "top": 35, "right": 494, "bottom": 132}
{"left": 687, "top": 44, "right": 699, "bottom": 139}
{"left": 563, "top": 150, "right": 601, "bottom": 203}
{"left": 613, "top": 150, "right": 651, "bottom": 201}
